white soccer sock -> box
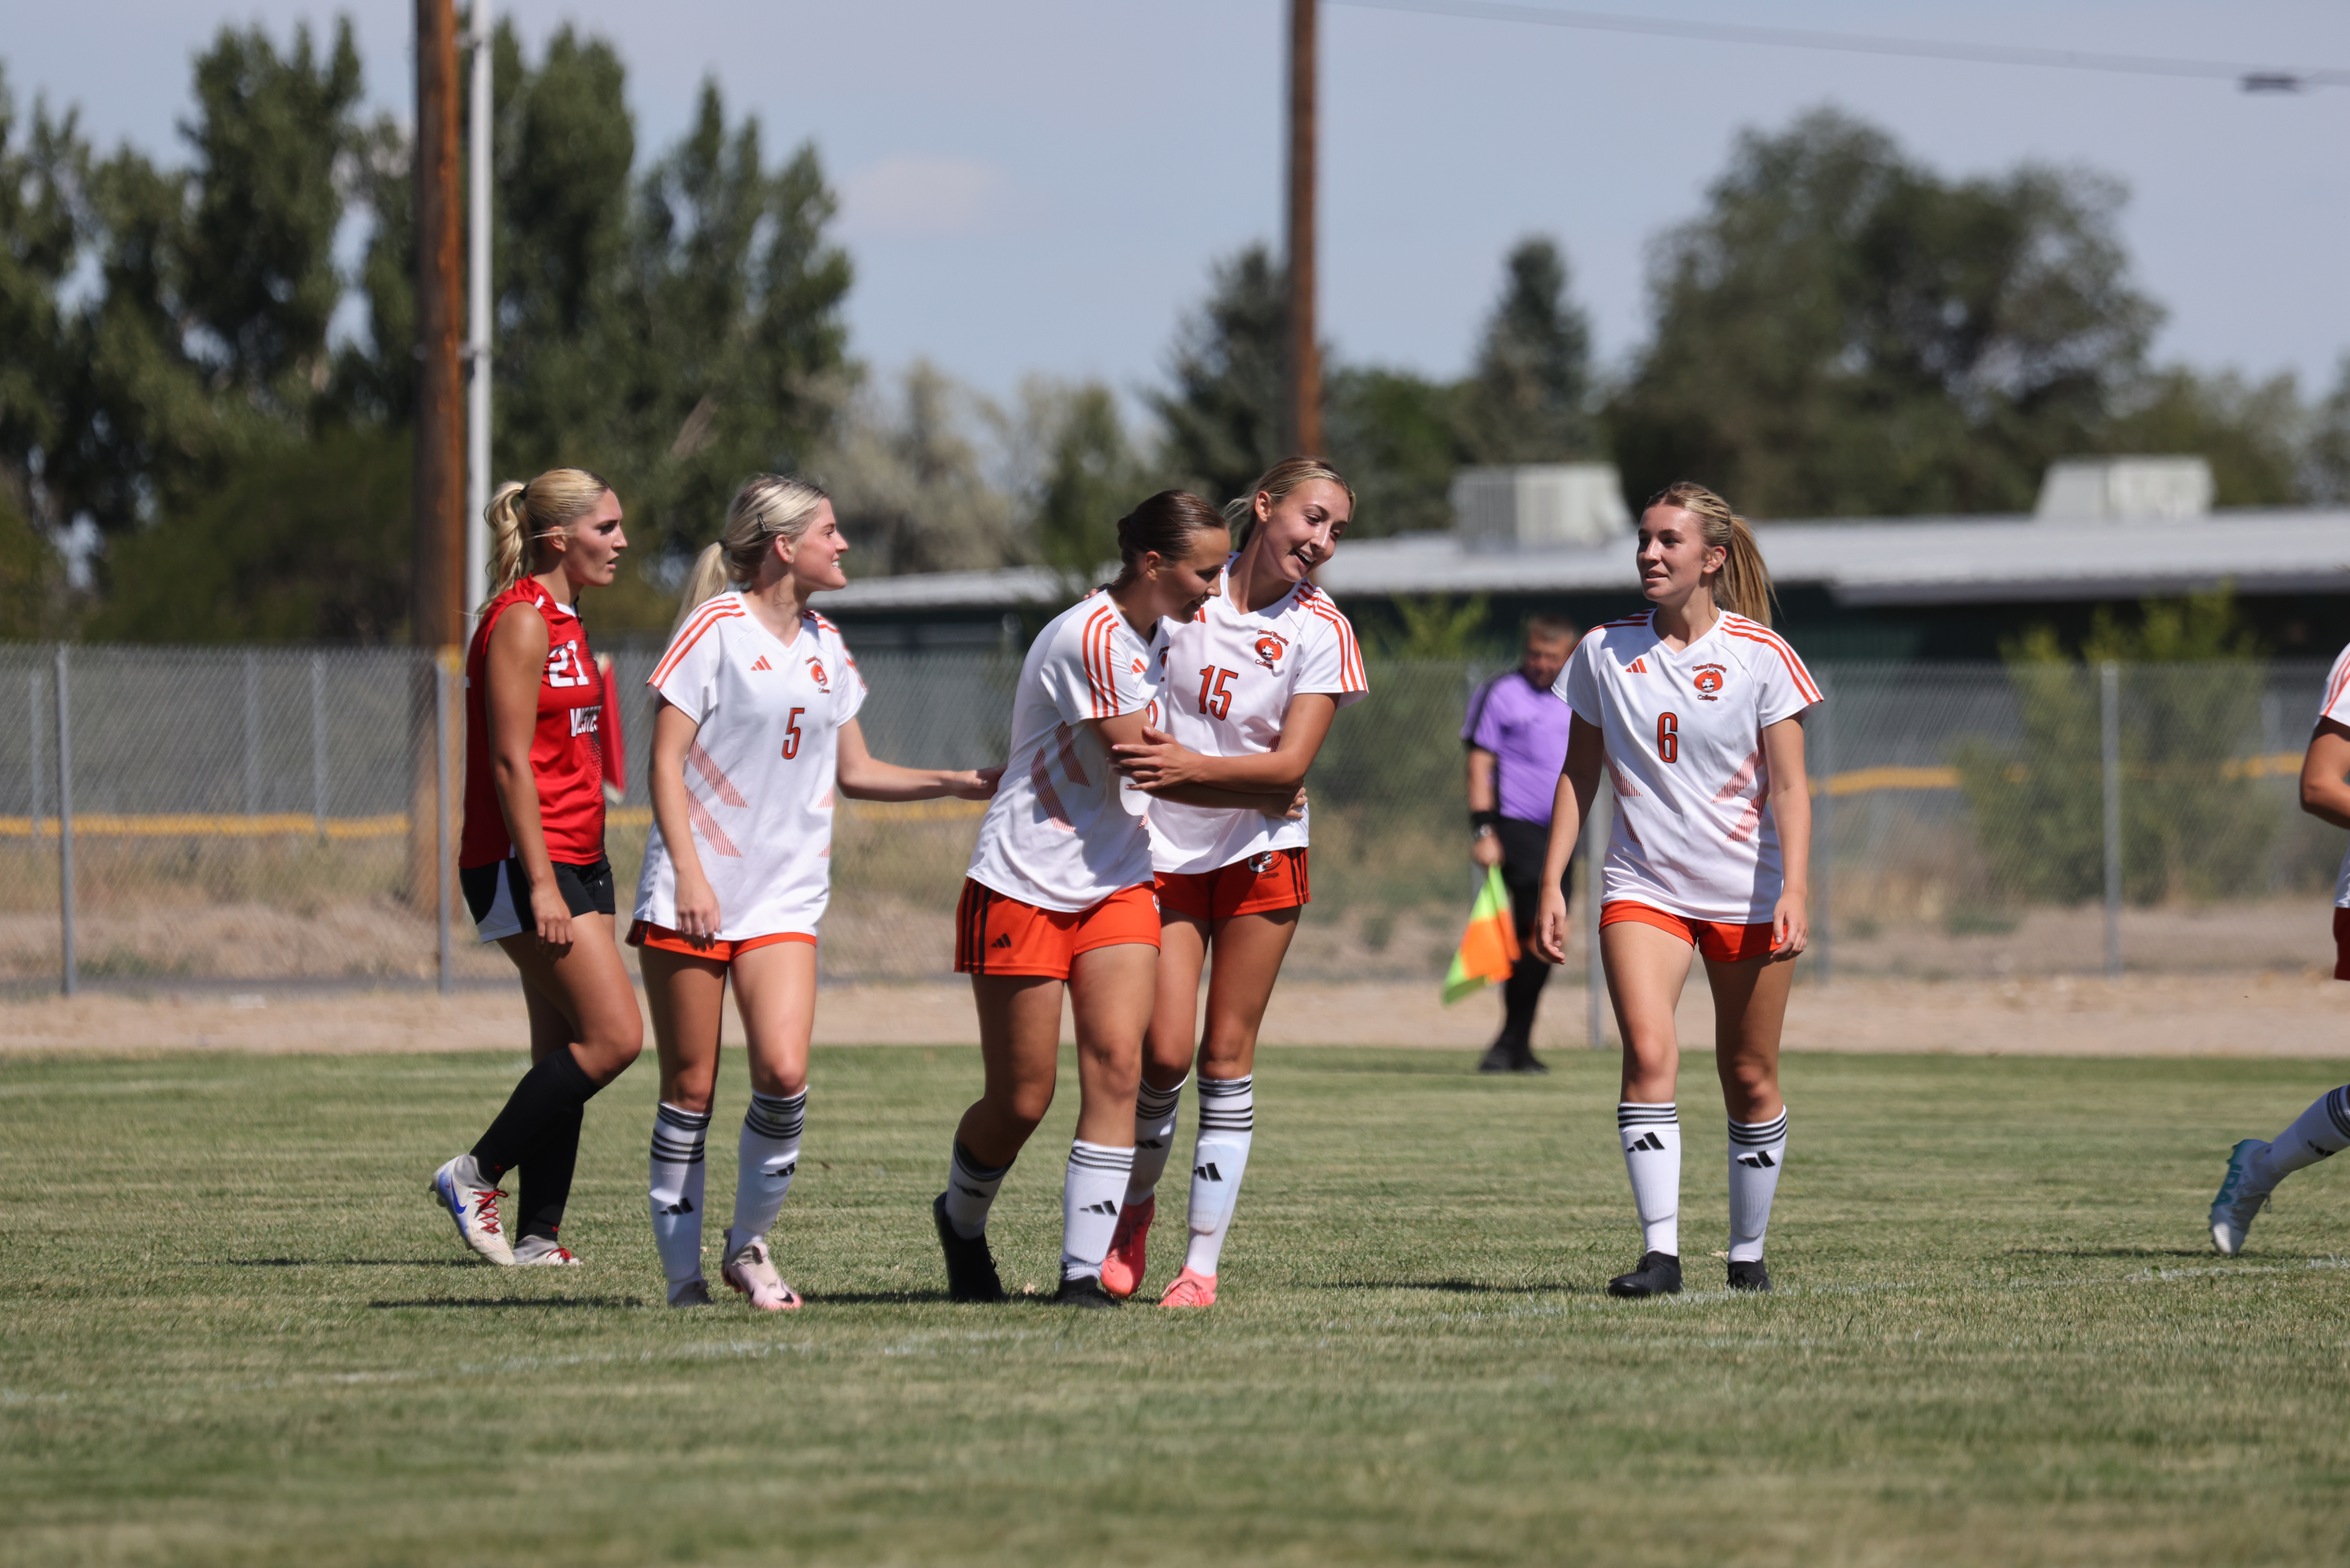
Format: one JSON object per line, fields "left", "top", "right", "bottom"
{"left": 1061, "top": 1140, "right": 1135, "bottom": 1282}
{"left": 1618, "top": 1102, "right": 1681, "bottom": 1258}
{"left": 943, "top": 1140, "right": 1011, "bottom": 1240}
{"left": 1126, "top": 1076, "right": 1187, "bottom": 1205}
{"left": 1185, "top": 1074, "right": 1256, "bottom": 1278}
{"left": 731, "top": 1089, "right": 806, "bottom": 1243}
{"left": 1726, "top": 1109, "right": 1789, "bottom": 1264}
{"left": 2248, "top": 1084, "right": 2350, "bottom": 1196}
{"left": 648, "top": 1102, "right": 711, "bottom": 1286}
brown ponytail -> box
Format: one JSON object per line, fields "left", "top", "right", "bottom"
{"left": 1111, "top": 490, "right": 1227, "bottom": 589}
{"left": 1644, "top": 480, "right": 1778, "bottom": 627}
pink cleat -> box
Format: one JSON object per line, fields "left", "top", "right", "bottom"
{"left": 720, "top": 1229, "right": 803, "bottom": 1312}
{"left": 1158, "top": 1266, "right": 1217, "bottom": 1309}
{"left": 1099, "top": 1196, "right": 1154, "bottom": 1300}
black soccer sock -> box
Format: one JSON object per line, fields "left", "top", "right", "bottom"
{"left": 1500, "top": 952, "right": 1550, "bottom": 1049}
{"left": 516, "top": 1098, "right": 584, "bottom": 1242}
{"left": 472, "top": 1047, "right": 601, "bottom": 1183}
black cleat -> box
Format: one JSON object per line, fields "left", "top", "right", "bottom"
{"left": 1476, "top": 1040, "right": 1516, "bottom": 1074}
{"left": 1726, "top": 1259, "right": 1772, "bottom": 1293}
{"left": 1513, "top": 1049, "right": 1550, "bottom": 1075}
{"left": 1054, "top": 1274, "right": 1121, "bottom": 1309}
{"left": 933, "top": 1192, "right": 1005, "bottom": 1303}
{"left": 1607, "top": 1251, "right": 1683, "bottom": 1298}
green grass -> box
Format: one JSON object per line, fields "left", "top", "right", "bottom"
{"left": 3, "top": 1045, "right": 2348, "bottom": 1566}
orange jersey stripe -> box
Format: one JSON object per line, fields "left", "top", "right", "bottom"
{"left": 1721, "top": 625, "right": 1822, "bottom": 704}
{"left": 1306, "top": 604, "right": 1367, "bottom": 690}
{"left": 651, "top": 601, "right": 745, "bottom": 687}
{"left": 1083, "top": 607, "right": 1120, "bottom": 717}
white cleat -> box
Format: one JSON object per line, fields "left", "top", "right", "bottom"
{"left": 2209, "top": 1139, "right": 2271, "bottom": 1256}
{"left": 510, "top": 1236, "right": 581, "bottom": 1266}
{"left": 721, "top": 1228, "right": 803, "bottom": 1312}
{"left": 668, "top": 1277, "right": 714, "bottom": 1307}
{"left": 429, "top": 1154, "right": 516, "bottom": 1266}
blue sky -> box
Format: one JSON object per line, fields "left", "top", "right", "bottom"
{"left": 13, "top": 1, "right": 2350, "bottom": 404}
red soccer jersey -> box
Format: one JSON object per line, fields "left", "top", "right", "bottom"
{"left": 460, "top": 577, "right": 609, "bottom": 869}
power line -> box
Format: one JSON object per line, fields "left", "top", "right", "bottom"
{"left": 1327, "top": 0, "right": 2350, "bottom": 92}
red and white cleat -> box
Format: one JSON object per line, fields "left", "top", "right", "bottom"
{"left": 510, "top": 1236, "right": 580, "bottom": 1266}
{"left": 1099, "top": 1196, "right": 1154, "bottom": 1299}
{"left": 721, "top": 1228, "right": 803, "bottom": 1312}
{"left": 1158, "top": 1266, "right": 1217, "bottom": 1309}
{"left": 429, "top": 1154, "right": 515, "bottom": 1266}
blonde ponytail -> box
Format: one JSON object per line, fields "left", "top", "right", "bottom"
{"left": 1225, "top": 455, "right": 1356, "bottom": 550}
{"left": 479, "top": 467, "right": 613, "bottom": 608}
{"left": 1644, "top": 480, "right": 1778, "bottom": 627}
{"left": 670, "top": 473, "right": 831, "bottom": 636}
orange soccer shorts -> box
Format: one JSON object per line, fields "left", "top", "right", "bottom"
{"left": 1156, "top": 847, "right": 1311, "bottom": 923}
{"left": 954, "top": 880, "right": 1161, "bottom": 980}
{"left": 628, "top": 921, "right": 815, "bottom": 964}
{"left": 1600, "top": 900, "right": 1781, "bottom": 963}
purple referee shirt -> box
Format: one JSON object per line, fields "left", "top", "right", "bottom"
{"left": 1463, "top": 669, "right": 1576, "bottom": 826}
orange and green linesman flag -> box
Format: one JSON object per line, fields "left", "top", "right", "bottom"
{"left": 1442, "top": 866, "right": 1521, "bottom": 1005}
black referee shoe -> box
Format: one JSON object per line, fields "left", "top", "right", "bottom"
{"left": 932, "top": 1192, "right": 1005, "bottom": 1303}
{"left": 1607, "top": 1251, "right": 1683, "bottom": 1298}
{"left": 1054, "top": 1274, "right": 1121, "bottom": 1310}
{"left": 1726, "top": 1259, "right": 1772, "bottom": 1293}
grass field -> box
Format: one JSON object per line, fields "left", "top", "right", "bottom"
{"left": 4, "top": 1044, "right": 2349, "bottom": 1566}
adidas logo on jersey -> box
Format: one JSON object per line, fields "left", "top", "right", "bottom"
{"left": 750, "top": 655, "right": 772, "bottom": 671}
{"left": 1628, "top": 657, "right": 1649, "bottom": 674}
{"left": 1627, "top": 1132, "right": 1668, "bottom": 1153}
{"left": 991, "top": 933, "right": 1012, "bottom": 949}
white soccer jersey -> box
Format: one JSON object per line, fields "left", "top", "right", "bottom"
{"left": 632, "top": 593, "right": 867, "bottom": 940}
{"left": 966, "top": 591, "right": 1171, "bottom": 911}
{"left": 2319, "top": 644, "right": 2350, "bottom": 908}
{"left": 1560, "top": 610, "right": 1822, "bottom": 924}
{"left": 1149, "top": 565, "right": 1368, "bottom": 875}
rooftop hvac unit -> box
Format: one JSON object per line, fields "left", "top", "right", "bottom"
{"left": 1450, "top": 463, "right": 1632, "bottom": 552}
{"left": 2034, "top": 457, "right": 2214, "bottom": 522}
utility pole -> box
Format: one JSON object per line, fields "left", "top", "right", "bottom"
{"left": 464, "top": 0, "right": 493, "bottom": 631}
{"left": 412, "top": 0, "right": 464, "bottom": 918}
{"left": 1286, "top": 0, "right": 1321, "bottom": 457}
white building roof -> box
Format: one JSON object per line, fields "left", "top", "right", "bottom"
{"left": 819, "top": 508, "right": 2350, "bottom": 614}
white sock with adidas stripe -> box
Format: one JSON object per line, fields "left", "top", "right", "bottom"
{"left": 1126, "top": 1076, "right": 1187, "bottom": 1205}
{"left": 1726, "top": 1109, "right": 1788, "bottom": 1263}
{"left": 648, "top": 1102, "right": 711, "bottom": 1287}
{"left": 1061, "top": 1140, "right": 1135, "bottom": 1282}
{"left": 2249, "top": 1084, "right": 2350, "bottom": 1196}
{"left": 1185, "top": 1074, "right": 1256, "bottom": 1278}
{"left": 1618, "top": 1102, "right": 1680, "bottom": 1257}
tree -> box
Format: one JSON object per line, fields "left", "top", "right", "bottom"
{"left": 1152, "top": 244, "right": 1290, "bottom": 503}
{"left": 2103, "top": 369, "right": 2302, "bottom": 508}
{"left": 1459, "top": 236, "right": 1594, "bottom": 464}
{"left": 1609, "top": 108, "right": 2160, "bottom": 518}
{"left": 821, "top": 362, "right": 1016, "bottom": 577}
{"left": 1002, "top": 377, "right": 1144, "bottom": 590}
{"left": 0, "top": 64, "right": 85, "bottom": 561}
{"left": 1323, "top": 367, "right": 1460, "bottom": 537}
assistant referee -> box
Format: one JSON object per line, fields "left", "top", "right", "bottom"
{"left": 1462, "top": 615, "right": 1579, "bottom": 1073}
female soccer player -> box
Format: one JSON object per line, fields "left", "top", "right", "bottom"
{"left": 1096, "top": 457, "right": 1367, "bottom": 1308}
{"left": 430, "top": 469, "right": 643, "bottom": 1266}
{"left": 935, "top": 491, "right": 1297, "bottom": 1308}
{"left": 2206, "top": 649, "right": 2350, "bottom": 1253}
{"left": 634, "top": 476, "right": 998, "bottom": 1310}
{"left": 1532, "top": 481, "right": 1819, "bottom": 1297}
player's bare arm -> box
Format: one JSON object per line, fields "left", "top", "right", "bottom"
{"left": 486, "top": 601, "right": 571, "bottom": 948}
{"left": 1466, "top": 745, "right": 1503, "bottom": 869}
{"left": 1092, "top": 708, "right": 1301, "bottom": 817}
{"left": 647, "top": 698, "right": 721, "bottom": 941}
{"left": 834, "top": 718, "right": 1001, "bottom": 802}
{"left": 1761, "top": 713, "right": 1811, "bottom": 959}
{"left": 1109, "top": 692, "right": 1339, "bottom": 795}
{"left": 1532, "top": 715, "right": 1605, "bottom": 965}
{"left": 2298, "top": 719, "right": 2350, "bottom": 830}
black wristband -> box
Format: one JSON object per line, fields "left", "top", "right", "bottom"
{"left": 1470, "top": 809, "right": 1501, "bottom": 834}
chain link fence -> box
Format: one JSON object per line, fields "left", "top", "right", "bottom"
{"left": 0, "top": 644, "right": 2341, "bottom": 991}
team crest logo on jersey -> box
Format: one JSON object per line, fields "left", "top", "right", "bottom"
{"left": 1693, "top": 664, "right": 1727, "bottom": 700}
{"left": 1246, "top": 851, "right": 1279, "bottom": 875}
{"left": 806, "top": 657, "right": 830, "bottom": 691}
{"left": 1252, "top": 631, "right": 1289, "bottom": 671}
